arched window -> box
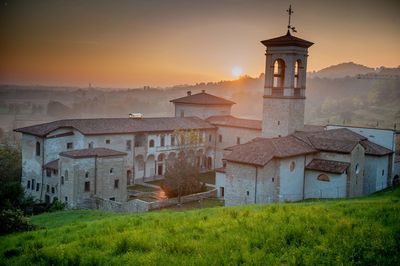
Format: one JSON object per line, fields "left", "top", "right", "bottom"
{"left": 36, "top": 141, "right": 41, "bottom": 156}
{"left": 85, "top": 172, "right": 89, "bottom": 178}
{"left": 273, "top": 59, "right": 285, "bottom": 88}
{"left": 317, "top": 174, "right": 330, "bottom": 182}
{"left": 289, "top": 161, "right": 296, "bottom": 172}
{"left": 160, "top": 135, "right": 165, "bottom": 147}
{"left": 149, "top": 139, "right": 155, "bottom": 148}
{"left": 294, "top": 60, "right": 301, "bottom": 88}
{"left": 157, "top": 153, "right": 165, "bottom": 161}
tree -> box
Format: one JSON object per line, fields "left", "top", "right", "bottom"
{"left": 161, "top": 129, "right": 206, "bottom": 203}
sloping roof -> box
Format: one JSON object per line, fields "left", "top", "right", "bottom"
{"left": 170, "top": 91, "right": 235, "bottom": 105}
{"left": 224, "top": 135, "right": 316, "bottom": 166}
{"left": 43, "top": 159, "right": 59, "bottom": 170}
{"left": 360, "top": 140, "right": 392, "bottom": 156}
{"left": 59, "top": 148, "right": 127, "bottom": 159}
{"left": 14, "top": 117, "right": 215, "bottom": 137}
{"left": 306, "top": 159, "right": 350, "bottom": 174}
{"left": 261, "top": 31, "right": 314, "bottom": 48}
{"left": 206, "top": 115, "right": 261, "bottom": 130}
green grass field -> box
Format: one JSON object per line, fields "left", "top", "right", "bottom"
{"left": 1, "top": 188, "right": 399, "bottom": 265}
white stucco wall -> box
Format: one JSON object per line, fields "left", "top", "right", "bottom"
{"left": 364, "top": 155, "right": 389, "bottom": 194}
{"left": 278, "top": 156, "right": 306, "bottom": 202}
{"left": 304, "top": 170, "right": 347, "bottom": 198}
{"left": 174, "top": 103, "right": 231, "bottom": 119}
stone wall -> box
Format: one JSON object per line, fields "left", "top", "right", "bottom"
{"left": 304, "top": 170, "right": 347, "bottom": 198}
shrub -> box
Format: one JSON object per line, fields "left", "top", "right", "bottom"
{"left": 0, "top": 208, "right": 34, "bottom": 235}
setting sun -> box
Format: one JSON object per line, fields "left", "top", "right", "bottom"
{"left": 231, "top": 66, "right": 243, "bottom": 78}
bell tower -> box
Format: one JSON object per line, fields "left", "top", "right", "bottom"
{"left": 261, "top": 6, "right": 313, "bottom": 138}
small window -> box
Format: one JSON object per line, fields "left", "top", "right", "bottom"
{"left": 84, "top": 181, "right": 90, "bottom": 192}
{"left": 46, "top": 169, "right": 52, "bottom": 177}
{"left": 160, "top": 135, "right": 165, "bottom": 147}
{"left": 149, "top": 139, "right": 155, "bottom": 148}
{"left": 180, "top": 110, "right": 184, "bottom": 117}
{"left": 246, "top": 191, "right": 249, "bottom": 196}
{"left": 36, "top": 141, "right": 41, "bottom": 156}
{"left": 27, "top": 180, "right": 31, "bottom": 189}
{"left": 105, "top": 139, "right": 110, "bottom": 144}
{"left": 109, "top": 197, "right": 115, "bottom": 201}
{"left": 209, "top": 134, "right": 212, "bottom": 142}
{"left": 85, "top": 171, "right": 89, "bottom": 178}
{"left": 355, "top": 164, "right": 360, "bottom": 175}
{"left": 126, "top": 140, "right": 132, "bottom": 151}
{"left": 32, "top": 179, "right": 35, "bottom": 190}
{"left": 66, "top": 142, "right": 73, "bottom": 149}
{"left": 51, "top": 187, "right": 55, "bottom": 193}
{"left": 36, "top": 183, "right": 40, "bottom": 191}
{"left": 236, "top": 137, "right": 240, "bottom": 145}
{"left": 171, "top": 135, "right": 175, "bottom": 146}
{"left": 110, "top": 168, "right": 114, "bottom": 174}
{"left": 289, "top": 161, "right": 296, "bottom": 172}
{"left": 382, "top": 169, "right": 385, "bottom": 176}
{"left": 46, "top": 185, "right": 50, "bottom": 192}
{"left": 317, "top": 174, "right": 330, "bottom": 182}
{"left": 272, "top": 177, "right": 274, "bottom": 182}
{"left": 278, "top": 121, "right": 280, "bottom": 126}
{"left": 114, "top": 179, "right": 119, "bottom": 189}
{"left": 65, "top": 196, "right": 68, "bottom": 202}
{"left": 220, "top": 187, "right": 225, "bottom": 197}
{"left": 53, "top": 170, "right": 58, "bottom": 176}
{"left": 61, "top": 176, "right": 64, "bottom": 185}
{"left": 88, "top": 142, "right": 94, "bottom": 149}
{"left": 218, "top": 134, "right": 222, "bottom": 143}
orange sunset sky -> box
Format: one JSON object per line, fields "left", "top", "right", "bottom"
{"left": 0, "top": 0, "right": 399, "bottom": 88}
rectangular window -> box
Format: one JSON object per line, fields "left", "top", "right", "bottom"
{"left": 84, "top": 181, "right": 90, "bottom": 192}
{"left": 46, "top": 185, "right": 50, "bottom": 193}
{"left": 61, "top": 176, "right": 64, "bottom": 185}
{"left": 209, "top": 134, "right": 212, "bottom": 142}
{"left": 36, "top": 183, "right": 40, "bottom": 191}
{"left": 105, "top": 139, "right": 110, "bottom": 144}
{"left": 46, "top": 169, "right": 52, "bottom": 177}
{"left": 220, "top": 187, "right": 225, "bottom": 197}
{"left": 114, "top": 179, "right": 119, "bottom": 189}
{"left": 66, "top": 142, "right": 73, "bottom": 149}
{"left": 160, "top": 135, "right": 165, "bottom": 147}
{"left": 53, "top": 170, "right": 58, "bottom": 176}
{"left": 109, "top": 197, "right": 115, "bottom": 201}
{"left": 218, "top": 134, "right": 222, "bottom": 143}
{"left": 236, "top": 137, "right": 240, "bottom": 145}
{"left": 51, "top": 187, "right": 55, "bottom": 194}
{"left": 126, "top": 140, "right": 132, "bottom": 151}
{"left": 32, "top": 179, "right": 35, "bottom": 190}
{"left": 65, "top": 196, "right": 68, "bottom": 202}
{"left": 171, "top": 135, "right": 175, "bottom": 146}
{"left": 27, "top": 180, "right": 31, "bottom": 189}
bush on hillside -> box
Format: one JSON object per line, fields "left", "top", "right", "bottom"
{"left": 0, "top": 209, "right": 34, "bottom": 235}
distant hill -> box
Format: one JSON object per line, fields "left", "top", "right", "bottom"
{"left": 308, "top": 62, "right": 375, "bottom": 79}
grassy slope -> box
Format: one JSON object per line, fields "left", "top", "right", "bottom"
{"left": 1, "top": 188, "right": 400, "bottom": 265}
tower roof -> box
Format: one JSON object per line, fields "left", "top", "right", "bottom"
{"left": 261, "top": 31, "right": 313, "bottom": 48}
{"left": 170, "top": 91, "right": 235, "bottom": 106}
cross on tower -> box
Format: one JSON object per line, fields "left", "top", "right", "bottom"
{"left": 286, "top": 5, "right": 297, "bottom": 33}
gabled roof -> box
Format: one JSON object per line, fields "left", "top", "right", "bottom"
{"left": 224, "top": 135, "right": 317, "bottom": 166}
{"left": 306, "top": 159, "right": 350, "bottom": 174}
{"left": 60, "top": 148, "right": 127, "bottom": 159}
{"left": 14, "top": 117, "right": 215, "bottom": 137}
{"left": 261, "top": 31, "right": 314, "bottom": 48}
{"left": 360, "top": 140, "right": 392, "bottom": 156}
{"left": 206, "top": 115, "right": 261, "bottom": 130}
{"left": 170, "top": 91, "right": 235, "bottom": 106}
{"left": 43, "top": 159, "right": 59, "bottom": 170}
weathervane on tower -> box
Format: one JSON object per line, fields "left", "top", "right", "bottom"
{"left": 286, "top": 5, "right": 297, "bottom": 34}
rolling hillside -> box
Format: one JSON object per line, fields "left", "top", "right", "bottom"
{"left": 1, "top": 188, "right": 399, "bottom": 265}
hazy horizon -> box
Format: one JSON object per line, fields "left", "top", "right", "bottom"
{"left": 1, "top": 0, "right": 399, "bottom": 87}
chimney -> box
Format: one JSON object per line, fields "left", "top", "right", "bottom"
{"left": 202, "top": 90, "right": 205, "bottom": 93}
{"left": 187, "top": 91, "right": 191, "bottom": 96}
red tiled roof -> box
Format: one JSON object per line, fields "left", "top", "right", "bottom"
{"left": 59, "top": 148, "right": 127, "bottom": 159}
{"left": 360, "top": 140, "right": 392, "bottom": 156}
{"left": 261, "top": 31, "right": 314, "bottom": 48}
{"left": 43, "top": 159, "right": 59, "bottom": 170}
{"left": 224, "top": 136, "right": 317, "bottom": 166}
{"left": 170, "top": 92, "right": 235, "bottom": 105}
{"left": 206, "top": 115, "right": 261, "bottom": 130}
{"left": 14, "top": 117, "right": 215, "bottom": 137}
{"left": 306, "top": 159, "right": 350, "bottom": 174}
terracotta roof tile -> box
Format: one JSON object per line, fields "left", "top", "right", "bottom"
{"left": 170, "top": 92, "right": 235, "bottom": 105}
{"left": 43, "top": 159, "right": 59, "bottom": 170}
{"left": 306, "top": 159, "right": 350, "bottom": 174}
{"left": 59, "top": 148, "right": 127, "bottom": 159}
{"left": 14, "top": 117, "right": 215, "bottom": 137}
{"left": 206, "top": 115, "right": 261, "bottom": 130}
{"left": 224, "top": 136, "right": 316, "bottom": 166}
{"left": 360, "top": 140, "right": 392, "bottom": 156}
